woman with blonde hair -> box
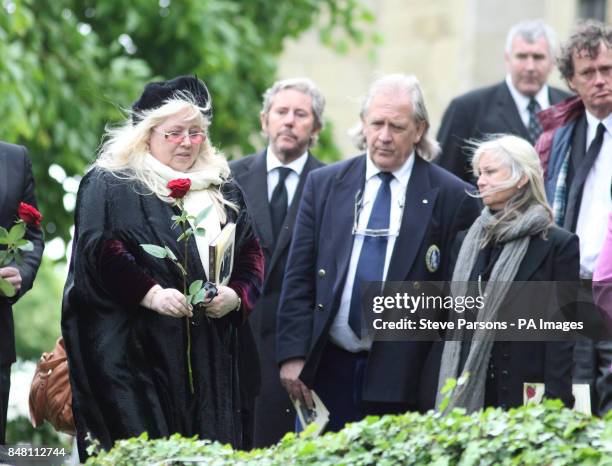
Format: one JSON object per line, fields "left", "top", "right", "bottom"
{"left": 61, "top": 76, "right": 264, "bottom": 459}
{"left": 436, "top": 134, "right": 578, "bottom": 412}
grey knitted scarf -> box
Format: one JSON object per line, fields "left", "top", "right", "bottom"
{"left": 435, "top": 204, "right": 551, "bottom": 413}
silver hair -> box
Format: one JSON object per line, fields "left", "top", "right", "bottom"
{"left": 349, "top": 73, "right": 440, "bottom": 161}
{"left": 505, "top": 19, "right": 557, "bottom": 56}
{"left": 94, "top": 94, "right": 236, "bottom": 222}
{"left": 261, "top": 77, "right": 326, "bottom": 144}
{"left": 470, "top": 134, "right": 553, "bottom": 245}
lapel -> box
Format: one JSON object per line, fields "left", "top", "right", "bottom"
{"left": 564, "top": 115, "right": 587, "bottom": 230}
{"left": 267, "top": 153, "right": 320, "bottom": 275}
{"left": 495, "top": 82, "right": 530, "bottom": 140}
{"left": 0, "top": 152, "right": 7, "bottom": 223}
{"left": 386, "top": 155, "right": 439, "bottom": 280}
{"left": 513, "top": 234, "right": 550, "bottom": 281}
{"left": 332, "top": 156, "right": 366, "bottom": 295}
{"left": 234, "top": 150, "right": 275, "bottom": 253}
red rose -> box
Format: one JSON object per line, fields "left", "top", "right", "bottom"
{"left": 526, "top": 385, "right": 536, "bottom": 400}
{"left": 18, "top": 202, "right": 43, "bottom": 228}
{"left": 167, "top": 178, "right": 191, "bottom": 199}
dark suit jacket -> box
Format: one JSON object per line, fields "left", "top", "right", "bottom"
{"left": 0, "top": 142, "right": 44, "bottom": 365}
{"left": 230, "top": 149, "right": 324, "bottom": 447}
{"left": 276, "top": 154, "right": 480, "bottom": 406}
{"left": 450, "top": 226, "right": 579, "bottom": 409}
{"left": 436, "top": 81, "right": 571, "bottom": 183}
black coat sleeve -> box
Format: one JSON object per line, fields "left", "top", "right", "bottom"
{"left": 276, "top": 171, "right": 318, "bottom": 364}
{"left": 543, "top": 231, "right": 579, "bottom": 407}
{"left": 9, "top": 146, "right": 44, "bottom": 302}
{"left": 436, "top": 98, "right": 476, "bottom": 183}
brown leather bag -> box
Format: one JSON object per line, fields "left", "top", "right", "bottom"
{"left": 29, "top": 337, "right": 76, "bottom": 435}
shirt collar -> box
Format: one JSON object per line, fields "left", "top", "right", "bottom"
{"left": 585, "top": 109, "right": 612, "bottom": 135}
{"left": 266, "top": 147, "right": 309, "bottom": 175}
{"left": 365, "top": 151, "right": 415, "bottom": 186}
{"left": 505, "top": 74, "right": 550, "bottom": 111}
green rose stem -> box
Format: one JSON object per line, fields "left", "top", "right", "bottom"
{"left": 177, "top": 198, "right": 195, "bottom": 395}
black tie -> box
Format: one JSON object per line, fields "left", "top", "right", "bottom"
{"left": 564, "top": 123, "right": 606, "bottom": 229}
{"left": 527, "top": 99, "right": 543, "bottom": 144}
{"left": 269, "top": 167, "right": 292, "bottom": 240}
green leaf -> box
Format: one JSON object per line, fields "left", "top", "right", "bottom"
{"left": 192, "top": 286, "right": 208, "bottom": 305}
{"left": 164, "top": 246, "right": 177, "bottom": 261}
{"left": 194, "top": 227, "right": 207, "bottom": 237}
{"left": 0, "top": 278, "right": 16, "bottom": 298}
{"left": 7, "top": 221, "right": 26, "bottom": 243}
{"left": 140, "top": 244, "right": 168, "bottom": 259}
{"left": 0, "top": 226, "right": 8, "bottom": 239}
{"left": 177, "top": 229, "right": 193, "bottom": 243}
{"left": 189, "top": 280, "right": 203, "bottom": 296}
{"left": 195, "top": 205, "right": 213, "bottom": 226}
{"left": 18, "top": 240, "right": 34, "bottom": 252}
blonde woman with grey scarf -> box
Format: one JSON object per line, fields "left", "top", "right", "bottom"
{"left": 436, "top": 135, "right": 579, "bottom": 413}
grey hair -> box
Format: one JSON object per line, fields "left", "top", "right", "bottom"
{"left": 261, "top": 77, "right": 326, "bottom": 144}
{"left": 505, "top": 19, "right": 557, "bottom": 57}
{"left": 94, "top": 94, "right": 236, "bottom": 222}
{"left": 470, "top": 134, "right": 553, "bottom": 245}
{"left": 349, "top": 73, "right": 440, "bottom": 161}
{"left": 557, "top": 20, "right": 612, "bottom": 81}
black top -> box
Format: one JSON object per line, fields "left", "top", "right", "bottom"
{"left": 61, "top": 168, "right": 262, "bottom": 459}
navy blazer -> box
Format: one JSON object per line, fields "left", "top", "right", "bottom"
{"left": 436, "top": 81, "right": 571, "bottom": 183}
{"left": 276, "top": 153, "right": 480, "bottom": 405}
{"left": 0, "top": 142, "right": 44, "bottom": 365}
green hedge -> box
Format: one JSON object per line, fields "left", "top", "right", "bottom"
{"left": 86, "top": 401, "right": 612, "bottom": 465}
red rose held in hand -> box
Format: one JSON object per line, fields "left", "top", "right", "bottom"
{"left": 167, "top": 178, "right": 191, "bottom": 199}
{"left": 17, "top": 202, "right": 43, "bottom": 228}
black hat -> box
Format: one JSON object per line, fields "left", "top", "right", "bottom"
{"left": 131, "top": 75, "right": 212, "bottom": 123}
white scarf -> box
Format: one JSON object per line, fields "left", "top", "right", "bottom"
{"left": 142, "top": 154, "right": 224, "bottom": 279}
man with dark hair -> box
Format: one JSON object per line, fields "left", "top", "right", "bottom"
{"left": 437, "top": 19, "right": 571, "bottom": 183}
{"left": 536, "top": 20, "right": 612, "bottom": 415}
{"left": 230, "top": 77, "right": 325, "bottom": 448}
{"left": 276, "top": 74, "right": 480, "bottom": 432}
{"left": 0, "top": 142, "right": 44, "bottom": 443}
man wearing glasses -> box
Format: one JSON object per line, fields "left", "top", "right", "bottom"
{"left": 276, "top": 74, "right": 480, "bottom": 432}
{"left": 230, "top": 78, "right": 325, "bottom": 448}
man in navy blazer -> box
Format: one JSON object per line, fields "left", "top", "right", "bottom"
{"left": 436, "top": 19, "right": 571, "bottom": 183}
{"left": 0, "top": 141, "right": 44, "bottom": 443}
{"left": 276, "top": 74, "right": 480, "bottom": 431}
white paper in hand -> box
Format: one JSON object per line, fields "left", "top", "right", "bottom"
{"left": 293, "top": 391, "right": 329, "bottom": 436}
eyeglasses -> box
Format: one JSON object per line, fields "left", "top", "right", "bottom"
{"left": 153, "top": 128, "right": 205, "bottom": 144}
{"left": 352, "top": 189, "right": 405, "bottom": 238}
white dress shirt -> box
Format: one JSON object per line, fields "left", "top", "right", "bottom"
{"left": 505, "top": 74, "right": 551, "bottom": 128}
{"left": 266, "top": 148, "right": 308, "bottom": 207}
{"left": 575, "top": 111, "right": 612, "bottom": 278}
{"left": 330, "top": 153, "right": 415, "bottom": 352}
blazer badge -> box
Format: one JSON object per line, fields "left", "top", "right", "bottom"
{"left": 425, "top": 244, "right": 440, "bottom": 273}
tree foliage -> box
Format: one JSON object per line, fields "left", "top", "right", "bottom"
{"left": 0, "top": 0, "right": 374, "bottom": 244}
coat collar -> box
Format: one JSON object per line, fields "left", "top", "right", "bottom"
{"left": 233, "top": 149, "right": 275, "bottom": 251}
{"left": 386, "top": 154, "right": 439, "bottom": 280}
{"left": 496, "top": 82, "right": 530, "bottom": 140}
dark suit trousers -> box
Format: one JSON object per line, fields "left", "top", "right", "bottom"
{"left": 313, "top": 343, "right": 414, "bottom": 432}
{"left": 0, "top": 363, "right": 10, "bottom": 444}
